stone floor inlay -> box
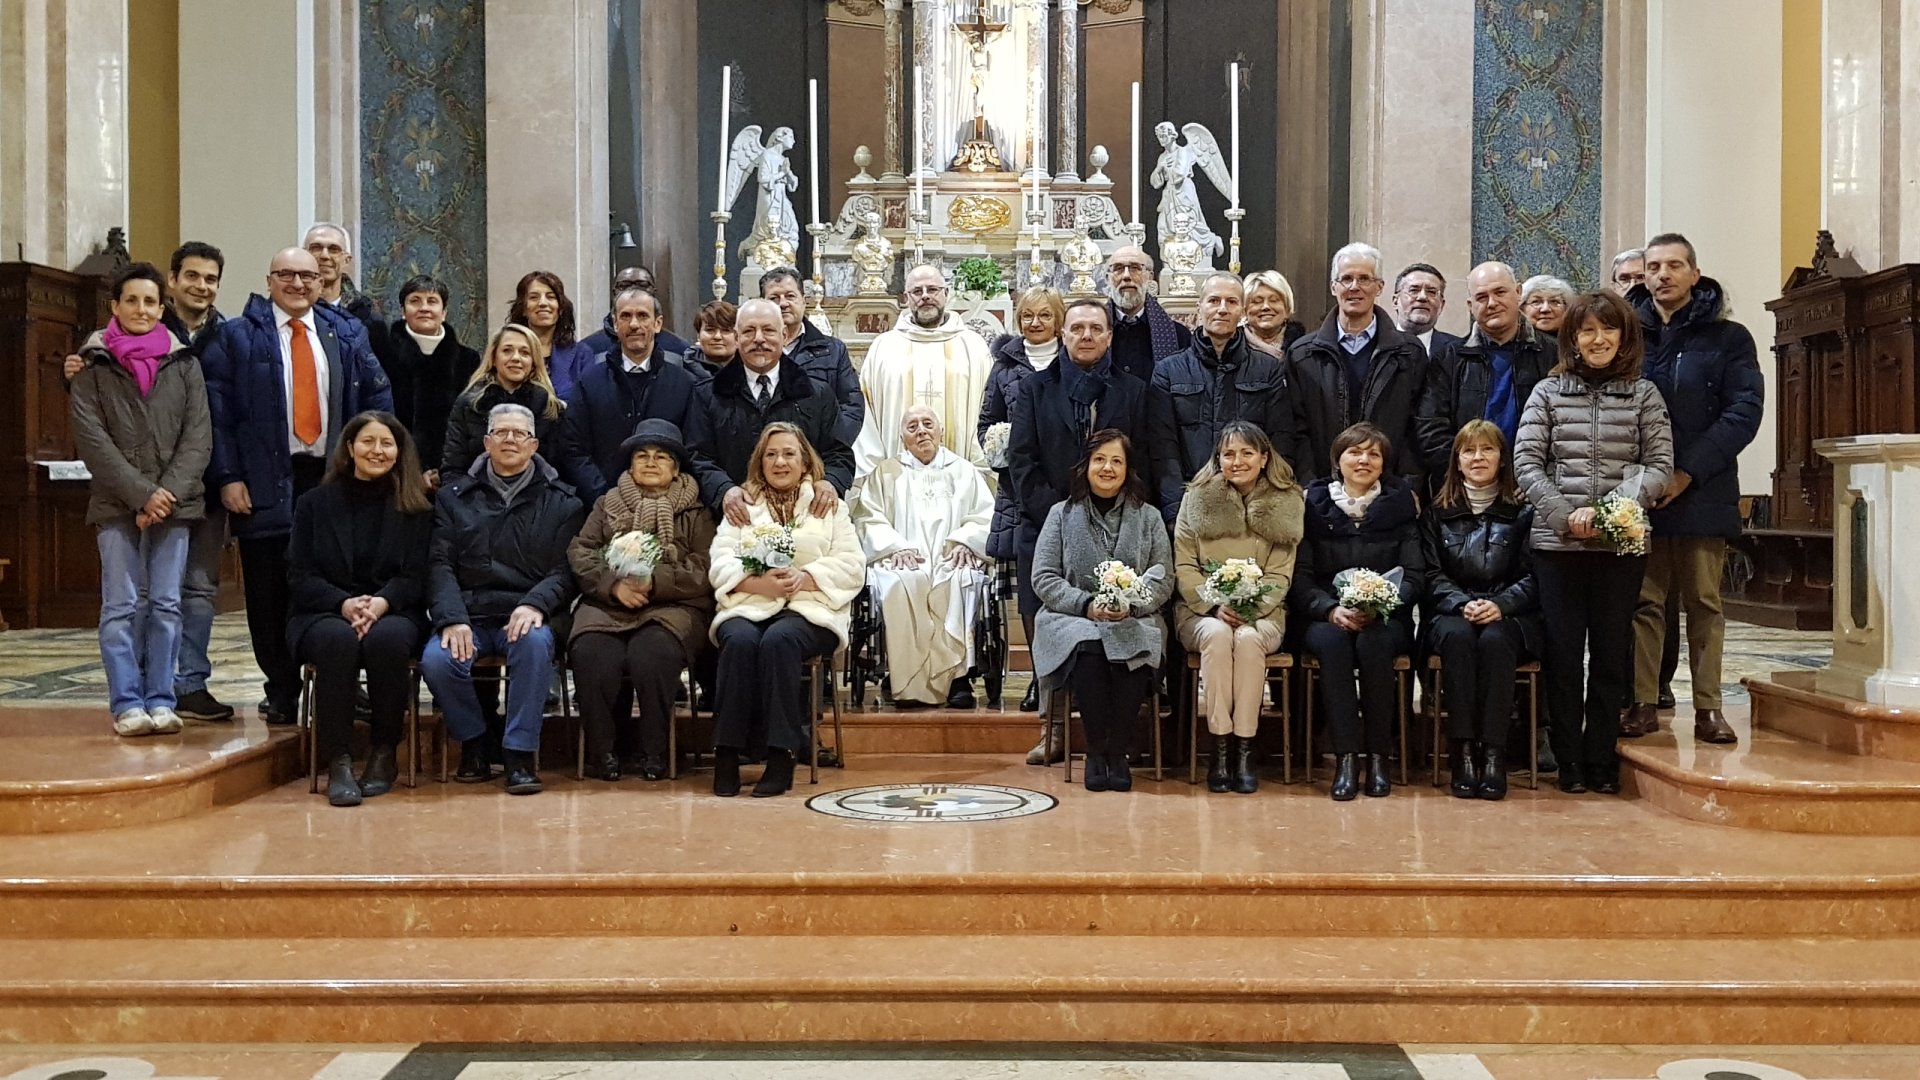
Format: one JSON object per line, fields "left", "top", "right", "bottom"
{"left": 806, "top": 782, "right": 1056, "bottom": 821}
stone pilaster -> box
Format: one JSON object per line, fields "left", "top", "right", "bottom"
{"left": 883, "top": 0, "right": 905, "bottom": 178}
{"left": 1054, "top": 0, "right": 1081, "bottom": 180}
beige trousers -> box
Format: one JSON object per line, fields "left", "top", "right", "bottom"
{"left": 1178, "top": 615, "right": 1285, "bottom": 737}
{"left": 1633, "top": 535, "right": 1727, "bottom": 709}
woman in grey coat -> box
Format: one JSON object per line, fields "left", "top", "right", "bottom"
{"left": 1031, "top": 429, "right": 1175, "bottom": 792}
{"left": 1514, "top": 290, "right": 1673, "bottom": 796}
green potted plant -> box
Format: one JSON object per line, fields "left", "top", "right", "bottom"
{"left": 952, "top": 256, "right": 1005, "bottom": 304}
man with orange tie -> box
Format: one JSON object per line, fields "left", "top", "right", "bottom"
{"left": 202, "top": 247, "right": 393, "bottom": 724}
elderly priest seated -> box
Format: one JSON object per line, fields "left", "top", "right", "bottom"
{"left": 850, "top": 406, "right": 994, "bottom": 708}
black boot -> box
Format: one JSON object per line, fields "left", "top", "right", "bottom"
{"left": 503, "top": 749, "right": 542, "bottom": 795}
{"left": 640, "top": 753, "right": 670, "bottom": 781}
{"left": 1083, "top": 749, "right": 1110, "bottom": 792}
{"left": 1207, "top": 735, "right": 1231, "bottom": 793}
{"left": 945, "top": 678, "right": 977, "bottom": 709}
{"left": 1329, "top": 753, "right": 1359, "bottom": 801}
{"left": 1449, "top": 739, "right": 1480, "bottom": 799}
{"left": 714, "top": 746, "right": 741, "bottom": 797}
{"left": 1232, "top": 735, "right": 1259, "bottom": 794}
{"left": 454, "top": 739, "right": 492, "bottom": 783}
{"left": 753, "top": 747, "right": 796, "bottom": 797}
{"left": 1364, "top": 754, "right": 1392, "bottom": 797}
{"left": 1479, "top": 745, "right": 1509, "bottom": 801}
{"left": 1020, "top": 681, "right": 1040, "bottom": 712}
{"left": 587, "top": 751, "right": 621, "bottom": 782}
{"left": 1106, "top": 750, "right": 1133, "bottom": 792}
{"left": 358, "top": 743, "right": 398, "bottom": 798}
{"left": 326, "top": 754, "right": 362, "bottom": 807}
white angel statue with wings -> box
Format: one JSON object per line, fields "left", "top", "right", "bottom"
{"left": 724, "top": 125, "right": 800, "bottom": 269}
{"left": 1149, "top": 121, "right": 1232, "bottom": 264}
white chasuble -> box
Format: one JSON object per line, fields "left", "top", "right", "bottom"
{"left": 852, "top": 310, "right": 993, "bottom": 480}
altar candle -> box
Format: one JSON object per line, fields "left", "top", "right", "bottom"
{"left": 808, "top": 79, "right": 822, "bottom": 225}
{"left": 1129, "top": 81, "right": 1141, "bottom": 225}
{"left": 914, "top": 63, "right": 925, "bottom": 208}
{"left": 1229, "top": 62, "right": 1241, "bottom": 209}
{"left": 716, "top": 64, "right": 732, "bottom": 208}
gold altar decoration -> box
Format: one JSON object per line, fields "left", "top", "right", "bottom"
{"left": 948, "top": 195, "right": 1014, "bottom": 234}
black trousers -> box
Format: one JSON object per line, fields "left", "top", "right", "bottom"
{"left": 711, "top": 611, "right": 836, "bottom": 754}
{"left": 572, "top": 625, "right": 684, "bottom": 760}
{"left": 1303, "top": 618, "right": 1411, "bottom": 754}
{"left": 294, "top": 614, "right": 421, "bottom": 762}
{"left": 1428, "top": 615, "right": 1527, "bottom": 744}
{"left": 1534, "top": 550, "right": 1647, "bottom": 783}
{"left": 237, "top": 455, "right": 327, "bottom": 711}
{"left": 1066, "top": 641, "right": 1153, "bottom": 759}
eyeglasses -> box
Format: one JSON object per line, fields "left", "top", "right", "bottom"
{"left": 1335, "top": 274, "right": 1380, "bottom": 290}
{"left": 270, "top": 270, "right": 321, "bottom": 284}
{"left": 1108, "top": 262, "right": 1149, "bottom": 275}
{"left": 906, "top": 286, "right": 948, "bottom": 299}
{"left": 487, "top": 429, "right": 535, "bottom": 443}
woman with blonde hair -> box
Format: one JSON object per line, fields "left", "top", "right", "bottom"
{"left": 1241, "top": 269, "right": 1304, "bottom": 358}
{"left": 441, "top": 323, "right": 562, "bottom": 476}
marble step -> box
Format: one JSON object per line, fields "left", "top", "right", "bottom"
{"left": 1620, "top": 724, "right": 1920, "bottom": 834}
{"left": 1747, "top": 670, "right": 1920, "bottom": 762}
{"left": 1, "top": 932, "right": 1914, "bottom": 1044}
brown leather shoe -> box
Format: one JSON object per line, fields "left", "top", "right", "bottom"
{"left": 1694, "top": 709, "right": 1737, "bottom": 745}
{"left": 1620, "top": 703, "right": 1659, "bottom": 738}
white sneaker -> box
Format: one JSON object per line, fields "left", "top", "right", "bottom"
{"left": 148, "top": 706, "right": 183, "bottom": 734}
{"left": 114, "top": 707, "right": 154, "bottom": 737}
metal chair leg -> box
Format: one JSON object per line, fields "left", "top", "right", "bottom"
{"left": 1280, "top": 668, "right": 1293, "bottom": 786}
{"left": 1398, "top": 668, "right": 1410, "bottom": 786}
{"left": 1061, "top": 688, "right": 1074, "bottom": 785}
{"left": 1303, "top": 666, "right": 1316, "bottom": 786}
{"left": 1187, "top": 665, "right": 1200, "bottom": 786}
{"left": 1430, "top": 667, "right": 1446, "bottom": 788}
{"left": 302, "top": 666, "right": 318, "bottom": 795}
{"left": 1528, "top": 670, "right": 1540, "bottom": 791}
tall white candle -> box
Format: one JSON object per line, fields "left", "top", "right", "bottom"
{"left": 716, "top": 64, "right": 732, "bottom": 207}
{"left": 1129, "top": 81, "right": 1141, "bottom": 226}
{"left": 1229, "top": 62, "right": 1241, "bottom": 209}
{"left": 808, "top": 79, "right": 822, "bottom": 225}
{"left": 914, "top": 63, "right": 925, "bottom": 208}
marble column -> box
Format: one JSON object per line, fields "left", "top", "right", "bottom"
{"left": 883, "top": 0, "right": 905, "bottom": 178}
{"left": 1823, "top": 0, "right": 1920, "bottom": 271}
{"left": 911, "top": 0, "right": 936, "bottom": 176}
{"left": 484, "top": 0, "right": 609, "bottom": 333}
{"left": 0, "top": 0, "right": 128, "bottom": 270}
{"left": 1022, "top": 0, "right": 1047, "bottom": 178}
{"left": 638, "top": 0, "right": 698, "bottom": 328}
{"left": 1054, "top": 0, "right": 1080, "bottom": 181}
{"left": 1600, "top": 0, "right": 1647, "bottom": 269}
{"left": 311, "top": 0, "right": 359, "bottom": 241}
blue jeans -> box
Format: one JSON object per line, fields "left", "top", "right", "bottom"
{"left": 420, "top": 621, "right": 555, "bottom": 753}
{"left": 97, "top": 518, "right": 191, "bottom": 715}
{"left": 173, "top": 506, "right": 225, "bottom": 696}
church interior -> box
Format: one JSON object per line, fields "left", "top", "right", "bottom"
{"left": 2, "top": 0, "right": 1920, "bottom": 1077}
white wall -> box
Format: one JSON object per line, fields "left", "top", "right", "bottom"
{"left": 1646, "top": 0, "right": 1784, "bottom": 495}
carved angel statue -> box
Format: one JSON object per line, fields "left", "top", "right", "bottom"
{"left": 724, "top": 125, "right": 800, "bottom": 269}
{"left": 1149, "top": 121, "right": 1231, "bottom": 263}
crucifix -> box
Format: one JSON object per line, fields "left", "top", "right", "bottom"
{"left": 948, "top": 1, "right": 1010, "bottom": 171}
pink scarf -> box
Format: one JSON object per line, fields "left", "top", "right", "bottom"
{"left": 100, "top": 318, "right": 173, "bottom": 397}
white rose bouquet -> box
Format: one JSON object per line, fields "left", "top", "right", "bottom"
{"left": 1591, "top": 492, "right": 1651, "bottom": 556}
{"left": 982, "top": 421, "right": 1012, "bottom": 470}
{"left": 1333, "top": 566, "right": 1404, "bottom": 620}
{"left": 1198, "top": 557, "right": 1274, "bottom": 621}
{"left": 604, "top": 530, "right": 663, "bottom": 584}
{"left": 1090, "top": 559, "right": 1153, "bottom": 613}
{"left": 739, "top": 521, "right": 797, "bottom": 576}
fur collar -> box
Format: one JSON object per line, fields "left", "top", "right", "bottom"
{"left": 1183, "top": 471, "right": 1305, "bottom": 547}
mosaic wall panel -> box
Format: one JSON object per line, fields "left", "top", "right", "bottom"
{"left": 1471, "top": 0, "right": 1604, "bottom": 289}
{"left": 360, "top": 1, "right": 489, "bottom": 344}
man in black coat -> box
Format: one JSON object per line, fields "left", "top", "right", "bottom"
{"left": 372, "top": 274, "right": 479, "bottom": 485}
{"left": 304, "top": 223, "right": 379, "bottom": 341}
{"left": 1104, "top": 244, "right": 1191, "bottom": 385}
{"left": 762, "top": 266, "right": 865, "bottom": 448}
{"left": 579, "top": 265, "right": 691, "bottom": 360}
{"left": 1415, "top": 261, "right": 1553, "bottom": 478}
{"left": 691, "top": 298, "right": 854, "bottom": 526}
{"left": 558, "top": 286, "right": 708, "bottom": 503}
{"left": 1149, "top": 272, "right": 1293, "bottom": 520}
{"left": 1392, "top": 262, "right": 1462, "bottom": 357}
{"left": 420, "top": 403, "right": 585, "bottom": 795}
{"left": 1287, "top": 242, "right": 1428, "bottom": 486}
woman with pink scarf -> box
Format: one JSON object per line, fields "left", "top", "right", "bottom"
{"left": 70, "top": 263, "right": 212, "bottom": 737}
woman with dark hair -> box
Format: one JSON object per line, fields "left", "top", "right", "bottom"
{"left": 688, "top": 299, "right": 739, "bottom": 379}
{"left": 442, "top": 324, "right": 563, "bottom": 477}
{"left": 1422, "top": 419, "right": 1543, "bottom": 800}
{"left": 1293, "top": 421, "right": 1426, "bottom": 800}
{"left": 377, "top": 274, "right": 478, "bottom": 487}
{"left": 509, "top": 270, "right": 596, "bottom": 401}
{"left": 287, "top": 411, "right": 435, "bottom": 806}
{"left": 1515, "top": 289, "right": 1672, "bottom": 795}
{"left": 708, "top": 422, "right": 865, "bottom": 797}
{"left": 1030, "top": 430, "right": 1175, "bottom": 792}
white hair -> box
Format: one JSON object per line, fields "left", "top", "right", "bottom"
{"left": 1521, "top": 274, "right": 1575, "bottom": 303}
{"left": 901, "top": 404, "right": 943, "bottom": 432}
{"left": 487, "top": 403, "right": 536, "bottom": 433}
{"left": 303, "top": 222, "right": 354, "bottom": 255}
{"left": 1330, "top": 242, "right": 1383, "bottom": 281}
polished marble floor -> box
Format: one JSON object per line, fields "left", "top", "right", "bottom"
{"left": 2, "top": 1045, "right": 1916, "bottom": 1079}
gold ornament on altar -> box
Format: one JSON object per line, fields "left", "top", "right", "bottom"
{"left": 852, "top": 210, "right": 896, "bottom": 296}
{"left": 1062, "top": 228, "right": 1103, "bottom": 297}
{"left": 947, "top": 195, "right": 1014, "bottom": 234}
{"left": 1162, "top": 207, "right": 1203, "bottom": 297}
{"left": 951, "top": 140, "right": 1004, "bottom": 173}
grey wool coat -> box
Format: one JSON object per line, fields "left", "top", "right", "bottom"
{"left": 1513, "top": 371, "right": 1673, "bottom": 554}
{"left": 70, "top": 328, "right": 212, "bottom": 526}
{"left": 1030, "top": 497, "right": 1176, "bottom": 691}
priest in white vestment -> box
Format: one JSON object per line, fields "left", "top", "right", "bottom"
{"left": 851, "top": 264, "right": 994, "bottom": 479}
{"left": 851, "top": 406, "right": 994, "bottom": 707}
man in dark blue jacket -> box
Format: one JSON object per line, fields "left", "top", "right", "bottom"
{"left": 201, "top": 247, "right": 393, "bottom": 723}
{"left": 1624, "top": 233, "right": 1764, "bottom": 745}
{"left": 762, "top": 266, "right": 864, "bottom": 449}
{"left": 558, "top": 286, "right": 708, "bottom": 503}
{"left": 579, "top": 265, "right": 691, "bottom": 359}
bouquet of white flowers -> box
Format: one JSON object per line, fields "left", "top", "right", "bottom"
{"left": 738, "top": 521, "right": 797, "bottom": 576}
{"left": 1090, "top": 559, "right": 1153, "bottom": 613}
{"left": 1591, "top": 491, "right": 1651, "bottom": 556}
{"left": 1197, "top": 557, "right": 1274, "bottom": 621}
{"left": 982, "top": 421, "right": 1012, "bottom": 470}
{"left": 604, "top": 530, "right": 663, "bottom": 583}
{"left": 1334, "top": 566, "right": 1403, "bottom": 620}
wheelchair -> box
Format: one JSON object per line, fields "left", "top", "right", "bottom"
{"left": 845, "top": 561, "right": 1008, "bottom": 708}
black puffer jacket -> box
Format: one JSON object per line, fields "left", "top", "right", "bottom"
{"left": 1149, "top": 327, "right": 1294, "bottom": 521}
{"left": 427, "top": 455, "right": 585, "bottom": 631}
{"left": 1414, "top": 322, "right": 1554, "bottom": 477}
{"left": 1289, "top": 475, "right": 1426, "bottom": 628}
{"left": 980, "top": 333, "right": 1053, "bottom": 559}
{"left": 440, "top": 381, "right": 561, "bottom": 478}
{"left": 690, "top": 354, "right": 854, "bottom": 513}
{"left": 1419, "top": 497, "right": 1544, "bottom": 658}
{"left": 1286, "top": 306, "right": 1428, "bottom": 486}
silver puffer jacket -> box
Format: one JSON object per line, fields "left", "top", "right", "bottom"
{"left": 1513, "top": 372, "right": 1674, "bottom": 553}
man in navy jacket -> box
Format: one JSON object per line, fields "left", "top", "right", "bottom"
{"left": 558, "top": 286, "right": 708, "bottom": 503}
{"left": 201, "top": 247, "right": 393, "bottom": 723}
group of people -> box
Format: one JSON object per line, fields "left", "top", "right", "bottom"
{"left": 68, "top": 219, "right": 1761, "bottom": 807}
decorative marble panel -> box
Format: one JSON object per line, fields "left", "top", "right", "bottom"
{"left": 359, "top": 1, "right": 488, "bottom": 343}
{"left": 1471, "top": 0, "right": 1604, "bottom": 289}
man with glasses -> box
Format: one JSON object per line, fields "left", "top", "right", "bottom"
{"left": 201, "top": 247, "right": 393, "bottom": 724}
{"left": 304, "top": 223, "right": 378, "bottom": 339}
{"left": 1285, "top": 242, "right": 1428, "bottom": 485}
{"left": 1103, "top": 245, "right": 1190, "bottom": 385}
{"left": 851, "top": 264, "right": 993, "bottom": 479}
{"left": 1415, "top": 261, "right": 1552, "bottom": 477}
{"left": 1608, "top": 248, "right": 1646, "bottom": 295}
{"left": 1392, "top": 262, "right": 1461, "bottom": 356}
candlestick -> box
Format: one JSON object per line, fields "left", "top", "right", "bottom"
{"left": 1129, "top": 81, "right": 1141, "bottom": 227}
{"left": 914, "top": 63, "right": 926, "bottom": 201}
{"left": 1225, "top": 207, "right": 1246, "bottom": 277}
{"left": 716, "top": 65, "right": 732, "bottom": 209}
{"left": 807, "top": 221, "right": 828, "bottom": 321}
{"left": 808, "top": 79, "right": 822, "bottom": 227}
{"left": 1229, "top": 62, "right": 1241, "bottom": 209}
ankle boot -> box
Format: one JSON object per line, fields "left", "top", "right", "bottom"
{"left": 1026, "top": 721, "right": 1065, "bottom": 765}
{"left": 1449, "top": 739, "right": 1480, "bottom": 799}
{"left": 1329, "top": 753, "right": 1360, "bottom": 801}
{"left": 1207, "top": 735, "right": 1231, "bottom": 792}
{"left": 326, "top": 754, "right": 362, "bottom": 807}
{"left": 1231, "top": 735, "right": 1259, "bottom": 794}
{"left": 1364, "top": 753, "right": 1392, "bottom": 797}
{"left": 358, "top": 743, "right": 398, "bottom": 798}
{"left": 1479, "top": 745, "right": 1509, "bottom": 801}
{"left": 1105, "top": 750, "right": 1133, "bottom": 792}
{"left": 713, "top": 746, "right": 742, "bottom": 797}
{"left": 752, "top": 747, "right": 795, "bottom": 797}
{"left": 1082, "top": 750, "right": 1110, "bottom": 792}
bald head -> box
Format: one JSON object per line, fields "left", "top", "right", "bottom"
{"left": 1465, "top": 261, "right": 1521, "bottom": 343}
{"left": 266, "top": 247, "right": 320, "bottom": 317}
{"left": 735, "top": 298, "right": 785, "bottom": 373}
{"left": 902, "top": 404, "right": 942, "bottom": 464}
{"left": 903, "top": 264, "right": 949, "bottom": 328}
{"left": 1106, "top": 245, "right": 1153, "bottom": 314}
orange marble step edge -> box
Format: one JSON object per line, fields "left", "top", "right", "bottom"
{"left": 0, "top": 732, "right": 304, "bottom": 835}
{"left": 1619, "top": 728, "right": 1920, "bottom": 834}
{"left": 1747, "top": 673, "right": 1920, "bottom": 762}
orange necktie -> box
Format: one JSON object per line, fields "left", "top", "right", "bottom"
{"left": 289, "top": 318, "right": 321, "bottom": 445}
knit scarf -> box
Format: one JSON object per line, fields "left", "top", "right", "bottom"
{"left": 604, "top": 470, "right": 699, "bottom": 554}
{"left": 101, "top": 318, "right": 173, "bottom": 397}
{"left": 1331, "top": 479, "right": 1381, "bottom": 522}
{"left": 1115, "top": 296, "right": 1185, "bottom": 365}
{"left": 761, "top": 483, "right": 805, "bottom": 526}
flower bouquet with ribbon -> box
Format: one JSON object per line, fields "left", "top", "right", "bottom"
{"left": 1198, "top": 557, "right": 1274, "bottom": 621}
{"left": 1591, "top": 468, "right": 1652, "bottom": 556}
{"left": 982, "top": 421, "right": 1012, "bottom": 470}
{"left": 1333, "top": 566, "right": 1404, "bottom": 620}
{"left": 1090, "top": 559, "right": 1153, "bottom": 614}
{"left": 604, "top": 530, "right": 663, "bottom": 585}
{"left": 738, "top": 521, "right": 797, "bottom": 575}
